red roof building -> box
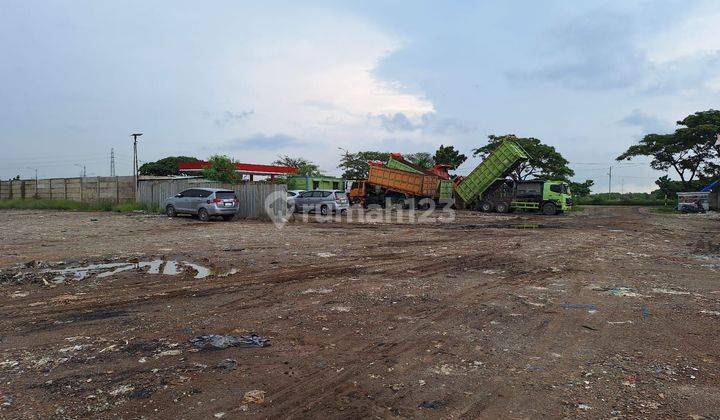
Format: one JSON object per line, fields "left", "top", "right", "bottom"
{"left": 178, "top": 161, "right": 298, "bottom": 180}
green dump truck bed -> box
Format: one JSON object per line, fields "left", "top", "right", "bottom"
{"left": 386, "top": 156, "right": 424, "bottom": 174}
{"left": 438, "top": 179, "right": 454, "bottom": 201}
{"left": 455, "top": 141, "right": 529, "bottom": 204}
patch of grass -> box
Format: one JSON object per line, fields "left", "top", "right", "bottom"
{"left": 649, "top": 206, "right": 680, "bottom": 214}
{"left": 0, "top": 199, "right": 161, "bottom": 213}
{"left": 576, "top": 198, "right": 666, "bottom": 206}
{"left": 575, "top": 192, "right": 668, "bottom": 206}
{"left": 113, "top": 202, "right": 161, "bottom": 213}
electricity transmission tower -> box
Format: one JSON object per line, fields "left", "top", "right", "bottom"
{"left": 110, "top": 148, "right": 116, "bottom": 177}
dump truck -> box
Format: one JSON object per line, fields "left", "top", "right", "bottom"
{"left": 350, "top": 142, "right": 572, "bottom": 214}
{"left": 454, "top": 141, "right": 572, "bottom": 214}
{"left": 348, "top": 154, "right": 453, "bottom": 207}
{"left": 348, "top": 160, "right": 437, "bottom": 207}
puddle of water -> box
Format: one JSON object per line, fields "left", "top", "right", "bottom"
{"left": 44, "top": 262, "right": 131, "bottom": 281}
{"left": 40, "top": 259, "right": 215, "bottom": 282}
{"left": 163, "top": 260, "right": 182, "bottom": 276}
{"left": 181, "top": 262, "right": 211, "bottom": 279}
{"left": 139, "top": 259, "right": 164, "bottom": 274}
{"left": 96, "top": 264, "right": 136, "bottom": 279}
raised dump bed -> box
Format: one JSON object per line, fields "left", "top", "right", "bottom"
{"left": 368, "top": 163, "right": 438, "bottom": 197}
{"left": 438, "top": 179, "right": 454, "bottom": 202}
{"left": 386, "top": 155, "right": 424, "bottom": 174}
{"left": 455, "top": 141, "right": 528, "bottom": 204}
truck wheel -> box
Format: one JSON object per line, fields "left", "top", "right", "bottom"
{"left": 495, "top": 202, "right": 509, "bottom": 213}
{"left": 198, "top": 208, "right": 210, "bottom": 221}
{"left": 480, "top": 201, "right": 493, "bottom": 212}
{"left": 542, "top": 202, "right": 557, "bottom": 215}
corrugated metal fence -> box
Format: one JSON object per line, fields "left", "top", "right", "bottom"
{"left": 138, "top": 178, "right": 287, "bottom": 220}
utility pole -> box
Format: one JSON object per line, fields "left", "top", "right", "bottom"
{"left": 75, "top": 164, "right": 86, "bottom": 178}
{"left": 131, "top": 133, "right": 143, "bottom": 199}
{"left": 26, "top": 167, "right": 38, "bottom": 198}
{"left": 26, "top": 167, "right": 37, "bottom": 182}
{"left": 607, "top": 166, "right": 613, "bottom": 194}
{"left": 110, "top": 148, "right": 116, "bottom": 177}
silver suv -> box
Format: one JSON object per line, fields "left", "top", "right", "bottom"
{"left": 293, "top": 190, "right": 349, "bottom": 215}
{"left": 164, "top": 188, "right": 239, "bottom": 221}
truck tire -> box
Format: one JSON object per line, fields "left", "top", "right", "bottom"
{"left": 542, "top": 202, "right": 557, "bottom": 215}
{"left": 495, "top": 202, "right": 510, "bottom": 213}
{"left": 480, "top": 201, "right": 493, "bottom": 212}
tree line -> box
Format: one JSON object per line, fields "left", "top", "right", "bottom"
{"left": 137, "top": 108, "right": 720, "bottom": 198}
{"left": 617, "top": 109, "right": 720, "bottom": 196}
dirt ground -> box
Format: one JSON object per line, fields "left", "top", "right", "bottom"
{"left": 1, "top": 206, "right": 719, "bottom": 419}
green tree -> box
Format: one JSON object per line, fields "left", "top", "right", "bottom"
{"left": 653, "top": 175, "right": 706, "bottom": 198}
{"left": 272, "top": 155, "right": 321, "bottom": 176}
{"left": 405, "top": 152, "right": 435, "bottom": 170}
{"left": 473, "top": 134, "right": 574, "bottom": 181}
{"left": 202, "top": 155, "right": 239, "bottom": 183}
{"left": 569, "top": 179, "right": 594, "bottom": 197}
{"left": 617, "top": 110, "right": 720, "bottom": 189}
{"left": 433, "top": 144, "right": 467, "bottom": 169}
{"left": 139, "top": 156, "right": 200, "bottom": 176}
{"left": 338, "top": 151, "right": 391, "bottom": 179}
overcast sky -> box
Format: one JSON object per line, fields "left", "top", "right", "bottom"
{"left": 1, "top": 0, "right": 719, "bottom": 192}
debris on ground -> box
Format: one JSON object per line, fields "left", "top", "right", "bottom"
{"left": 1, "top": 207, "right": 719, "bottom": 418}
{"left": 215, "top": 359, "right": 238, "bottom": 370}
{"left": 189, "top": 334, "right": 270, "bottom": 349}
{"left": 561, "top": 303, "right": 597, "bottom": 311}
{"left": 592, "top": 286, "right": 649, "bottom": 298}
{"left": 243, "top": 390, "right": 266, "bottom": 404}
{"left": 419, "top": 400, "right": 445, "bottom": 410}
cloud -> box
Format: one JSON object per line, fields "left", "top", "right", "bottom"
{"left": 301, "top": 100, "right": 342, "bottom": 111}
{"left": 641, "top": 10, "right": 720, "bottom": 64}
{"left": 618, "top": 109, "right": 674, "bottom": 134}
{"left": 223, "top": 133, "right": 304, "bottom": 150}
{"left": 372, "top": 112, "right": 474, "bottom": 134}
{"left": 507, "top": 6, "right": 720, "bottom": 94}
{"left": 214, "top": 110, "right": 254, "bottom": 127}
{"left": 376, "top": 112, "right": 416, "bottom": 132}
{"left": 507, "top": 11, "right": 648, "bottom": 90}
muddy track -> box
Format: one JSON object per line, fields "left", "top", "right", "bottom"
{"left": 1, "top": 207, "right": 719, "bottom": 418}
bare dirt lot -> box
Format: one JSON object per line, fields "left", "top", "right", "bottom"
{"left": 1, "top": 206, "right": 719, "bottom": 419}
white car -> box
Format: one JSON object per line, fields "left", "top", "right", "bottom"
{"left": 286, "top": 190, "right": 305, "bottom": 207}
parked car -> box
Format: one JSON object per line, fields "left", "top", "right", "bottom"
{"left": 164, "top": 188, "right": 239, "bottom": 221}
{"left": 286, "top": 190, "right": 305, "bottom": 207}
{"left": 293, "top": 190, "right": 349, "bottom": 215}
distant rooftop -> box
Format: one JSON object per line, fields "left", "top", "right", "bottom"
{"left": 178, "top": 161, "right": 298, "bottom": 176}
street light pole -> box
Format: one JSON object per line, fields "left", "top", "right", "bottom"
{"left": 131, "top": 133, "right": 143, "bottom": 200}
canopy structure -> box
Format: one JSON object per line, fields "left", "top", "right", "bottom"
{"left": 700, "top": 179, "right": 719, "bottom": 193}
{"left": 178, "top": 161, "right": 298, "bottom": 180}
